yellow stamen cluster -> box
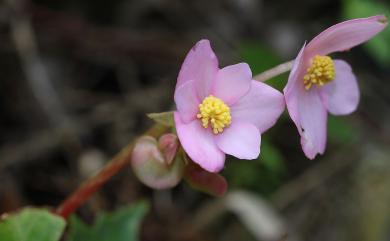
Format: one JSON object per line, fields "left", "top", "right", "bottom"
{"left": 303, "top": 55, "right": 335, "bottom": 90}
{"left": 197, "top": 95, "right": 232, "bottom": 134}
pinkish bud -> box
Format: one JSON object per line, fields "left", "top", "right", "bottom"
{"left": 131, "top": 135, "right": 184, "bottom": 189}
{"left": 158, "top": 133, "right": 179, "bottom": 165}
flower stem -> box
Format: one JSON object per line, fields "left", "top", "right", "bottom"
{"left": 253, "top": 60, "right": 293, "bottom": 82}
{"left": 55, "top": 124, "right": 168, "bottom": 219}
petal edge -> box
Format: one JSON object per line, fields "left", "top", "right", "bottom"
{"left": 306, "top": 15, "right": 388, "bottom": 56}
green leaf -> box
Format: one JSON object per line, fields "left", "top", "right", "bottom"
{"left": 343, "top": 0, "right": 390, "bottom": 65}
{"left": 147, "top": 111, "right": 174, "bottom": 127}
{"left": 67, "top": 202, "right": 149, "bottom": 241}
{"left": 0, "top": 208, "right": 66, "bottom": 241}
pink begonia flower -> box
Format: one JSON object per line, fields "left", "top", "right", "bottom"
{"left": 174, "top": 39, "right": 285, "bottom": 173}
{"left": 284, "top": 15, "right": 387, "bottom": 159}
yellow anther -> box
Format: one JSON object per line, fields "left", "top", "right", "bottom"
{"left": 197, "top": 95, "right": 231, "bottom": 134}
{"left": 303, "top": 55, "right": 335, "bottom": 90}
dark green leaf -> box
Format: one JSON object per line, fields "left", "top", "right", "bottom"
{"left": 67, "top": 202, "right": 149, "bottom": 241}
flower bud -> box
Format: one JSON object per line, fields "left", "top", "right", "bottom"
{"left": 131, "top": 135, "right": 184, "bottom": 189}
{"left": 158, "top": 133, "right": 179, "bottom": 165}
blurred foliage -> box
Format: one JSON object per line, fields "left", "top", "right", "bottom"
{"left": 239, "top": 42, "right": 288, "bottom": 91}
{"left": 343, "top": 0, "right": 390, "bottom": 65}
{"left": 67, "top": 202, "right": 148, "bottom": 241}
{"left": 327, "top": 116, "right": 360, "bottom": 144}
{"left": 224, "top": 137, "right": 286, "bottom": 196}
{"left": 0, "top": 208, "right": 65, "bottom": 241}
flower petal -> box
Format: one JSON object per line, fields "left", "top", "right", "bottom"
{"left": 284, "top": 44, "right": 307, "bottom": 131}
{"left": 215, "top": 122, "right": 261, "bottom": 159}
{"left": 306, "top": 15, "right": 388, "bottom": 56}
{"left": 285, "top": 43, "right": 327, "bottom": 159}
{"left": 319, "top": 60, "right": 360, "bottom": 115}
{"left": 174, "top": 80, "right": 200, "bottom": 123}
{"left": 174, "top": 112, "right": 225, "bottom": 173}
{"left": 176, "top": 39, "right": 219, "bottom": 100}
{"left": 231, "top": 80, "right": 285, "bottom": 133}
{"left": 299, "top": 89, "right": 327, "bottom": 159}
{"left": 212, "top": 63, "right": 252, "bottom": 105}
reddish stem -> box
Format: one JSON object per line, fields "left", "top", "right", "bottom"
{"left": 55, "top": 124, "right": 167, "bottom": 219}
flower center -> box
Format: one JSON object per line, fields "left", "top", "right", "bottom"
{"left": 303, "top": 55, "right": 335, "bottom": 90}
{"left": 196, "top": 95, "right": 232, "bottom": 134}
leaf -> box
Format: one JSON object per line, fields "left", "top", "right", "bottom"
{"left": 67, "top": 202, "right": 149, "bottom": 241}
{"left": 147, "top": 111, "right": 174, "bottom": 127}
{"left": 0, "top": 208, "right": 66, "bottom": 241}
{"left": 343, "top": 0, "right": 390, "bottom": 65}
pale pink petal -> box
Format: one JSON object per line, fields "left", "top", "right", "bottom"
{"left": 284, "top": 44, "right": 307, "bottom": 130}
{"left": 230, "top": 81, "right": 285, "bottom": 133}
{"left": 215, "top": 122, "right": 261, "bottom": 159}
{"left": 212, "top": 63, "right": 252, "bottom": 105}
{"left": 298, "top": 88, "right": 328, "bottom": 159}
{"left": 285, "top": 44, "right": 327, "bottom": 159}
{"left": 319, "top": 60, "right": 360, "bottom": 115}
{"left": 306, "top": 15, "right": 388, "bottom": 56}
{"left": 174, "top": 112, "right": 225, "bottom": 173}
{"left": 174, "top": 80, "right": 200, "bottom": 123}
{"left": 176, "top": 39, "right": 219, "bottom": 100}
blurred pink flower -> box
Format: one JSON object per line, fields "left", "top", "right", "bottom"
{"left": 174, "top": 40, "right": 285, "bottom": 173}
{"left": 284, "top": 15, "right": 387, "bottom": 159}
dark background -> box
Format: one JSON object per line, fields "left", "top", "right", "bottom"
{"left": 1, "top": 0, "right": 390, "bottom": 240}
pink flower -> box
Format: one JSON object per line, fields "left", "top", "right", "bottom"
{"left": 174, "top": 40, "right": 285, "bottom": 173}
{"left": 284, "top": 15, "right": 387, "bottom": 159}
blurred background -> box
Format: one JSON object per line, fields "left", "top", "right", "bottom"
{"left": 1, "top": 0, "right": 390, "bottom": 240}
